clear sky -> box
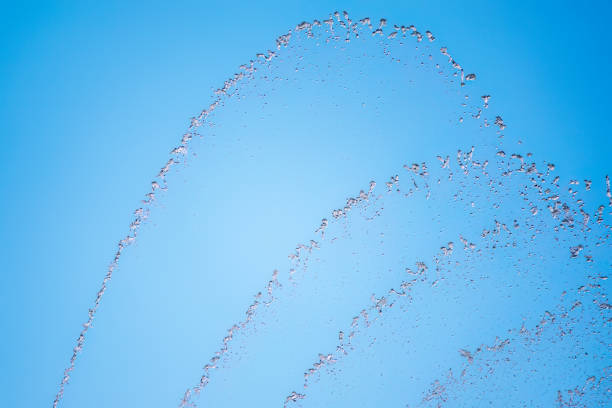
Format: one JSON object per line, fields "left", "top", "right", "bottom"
{"left": 1, "top": 1, "right": 610, "bottom": 407}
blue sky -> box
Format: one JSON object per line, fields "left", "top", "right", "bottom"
{"left": 1, "top": 1, "right": 610, "bottom": 407}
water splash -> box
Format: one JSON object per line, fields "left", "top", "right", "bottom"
{"left": 52, "top": 10, "right": 610, "bottom": 408}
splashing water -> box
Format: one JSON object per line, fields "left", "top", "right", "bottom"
{"left": 53, "top": 11, "right": 610, "bottom": 408}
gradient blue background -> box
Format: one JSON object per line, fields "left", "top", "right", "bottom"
{"left": 1, "top": 1, "right": 610, "bottom": 407}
